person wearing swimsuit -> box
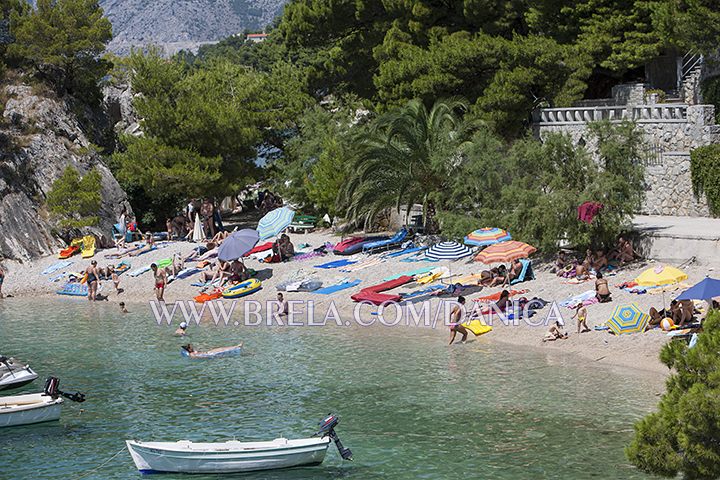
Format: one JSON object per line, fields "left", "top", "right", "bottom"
{"left": 448, "top": 296, "right": 468, "bottom": 345}
{"left": 0, "top": 265, "right": 5, "bottom": 299}
{"left": 150, "top": 263, "right": 167, "bottom": 302}
{"left": 85, "top": 260, "right": 100, "bottom": 301}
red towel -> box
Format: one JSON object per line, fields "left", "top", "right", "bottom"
{"left": 577, "top": 201, "right": 604, "bottom": 224}
{"left": 243, "top": 241, "right": 274, "bottom": 257}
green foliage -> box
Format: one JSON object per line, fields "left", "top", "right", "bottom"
{"left": 690, "top": 144, "right": 720, "bottom": 217}
{"left": 46, "top": 165, "right": 102, "bottom": 228}
{"left": 441, "top": 121, "right": 644, "bottom": 251}
{"left": 343, "top": 97, "right": 479, "bottom": 231}
{"left": 627, "top": 310, "right": 720, "bottom": 479}
{"left": 111, "top": 136, "right": 222, "bottom": 224}
{"left": 8, "top": 0, "right": 112, "bottom": 98}
{"left": 700, "top": 77, "right": 720, "bottom": 124}
{"left": 272, "top": 102, "right": 361, "bottom": 216}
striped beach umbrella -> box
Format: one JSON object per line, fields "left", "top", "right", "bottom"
{"left": 426, "top": 242, "right": 473, "bottom": 261}
{"left": 257, "top": 207, "right": 295, "bottom": 240}
{"left": 474, "top": 240, "right": 536, "bottom": 264}
{"left": 607, "top": 304, "right": 650, "bottom": 335}
{"left": 464, "top": 228, "right": 511, "bottom": 247}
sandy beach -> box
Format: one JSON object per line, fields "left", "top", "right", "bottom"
{"left": 2, "top": 230, "right": 708, "bottom": 378}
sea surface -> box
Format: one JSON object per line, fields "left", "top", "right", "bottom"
{"left": 0, "top": 300, "right": 663, "bottom": 479}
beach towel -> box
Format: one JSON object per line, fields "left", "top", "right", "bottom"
{"left": 243, "top": 242, "right": 273, "bottom": 257}
{"left": 385, "top": 246, "right": 425, "bottom": 258}
{"left": 384, "top": 266, "right": 435, "bottom": 282}
{"left": 128, "top": 265, "right": 152, "bottom": 277}
{"left": 473, "top": 289, "right": 528, "bottom": 303}
{"left": 314, "top": 259, "right": 358, "bottom": 269}
{"left": 42, "top": 260, "right": 74, "bottom": 275}
{"left": 313, "top": 279, "right": 362, "bottom": 295}
{"left": 340, "top": 257, "right": 385, "bottom": 273}
{"left": 401, "top": 254, "right": 437, "bottom": 263}
{"left": 559, "top": 290, "right": 596, "bottom": 309}
{"left": 400, "top": 285, "right": 445, "bottom": 299}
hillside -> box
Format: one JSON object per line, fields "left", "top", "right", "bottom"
{"left": 100, "top": 0, "right": 287, "bottom": 54}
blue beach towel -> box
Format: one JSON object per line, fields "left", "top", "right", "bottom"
{"left": 314, "top": 259, "right": 358, "bottom": 269}
{"left": 313, "top": 279, "right": 362, "bottom": 294}
{"left": 510, "top": 259, "right": 535, "bottom": 285}
{"left": 128, "top": 265, "right": 152, "bottom": 277}
{"left": 384, "top": 266, "right": 436, "bottom": 282}
{"left": 385, "top": 246, "right": 426, "bottom": 258}
{"left": 43, "top": 260, "right": 73, "bottom": 275}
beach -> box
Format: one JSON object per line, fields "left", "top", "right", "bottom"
{"left": 2, "top": 229, "right": 705, "bottom": 378}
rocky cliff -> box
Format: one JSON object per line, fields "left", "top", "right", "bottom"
{"left": 101, "top": 0, "right": 287, "bottom": 54}
{"left": 0, "top": 81, "right": 130, "bottom": 261}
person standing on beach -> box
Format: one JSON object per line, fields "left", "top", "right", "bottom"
{"left": 0, "top": 264, "right": 5, "bottom": 299}
{"left": 572, "top": 304, "right": 590, "bottom": 333}
{"left": 151, "top": 263, "right": 167, "bottom": 302}
{"left": 449, "top": 296, "right": 469, "bottom": 345}
{"left": 85, "top": 260, "right": 100, "bottom": 301}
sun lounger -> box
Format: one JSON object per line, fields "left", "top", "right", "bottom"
{"left": 510, "top": 259, "right": 535, "bottom": 285}
{"left": 362, "top": 229, "right": 408, "bottom": 253}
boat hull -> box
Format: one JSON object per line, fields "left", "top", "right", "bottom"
{"left": 126, "top": 437, "right": 331, "bottom": 474}
{"left": 0, "top": 393, "right": 63, "bottom": 427}
{"left": 0, "top": 366, "right": 38, "bottom": 391}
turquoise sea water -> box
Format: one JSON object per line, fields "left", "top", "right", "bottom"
{"left": 0, "top": 299, "right": 662, "bottom": 479}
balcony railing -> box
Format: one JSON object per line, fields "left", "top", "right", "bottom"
{"left": 535, "top": 104, "right": 688, "bottom": 125}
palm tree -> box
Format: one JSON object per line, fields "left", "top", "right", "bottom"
{"left": 343, "top": 97, "right": 476, "bottom": 232}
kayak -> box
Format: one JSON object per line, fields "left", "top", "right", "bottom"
{"left": 181, "top": 345, "right": 243, "bottom": 359}
{"left": 222, "top": 279, "right": 262, "bottom": 299}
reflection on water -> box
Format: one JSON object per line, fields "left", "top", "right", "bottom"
{"left": 0, "top": 300, "right": 662, "bottom": 479}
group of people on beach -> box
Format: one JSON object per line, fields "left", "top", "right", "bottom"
{"left": 554, "top": 236, "right": 636, "bottom": 279}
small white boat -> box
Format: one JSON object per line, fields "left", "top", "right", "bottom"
{"left": 0, "top": 392, "right": 63, "bottom": 427}
{"left": 0, "top": 356, "right": 38, "bottom": 391}
{"left": 126, "top": 436, "right": 332, "bottom": 474}
{"left": 127, "top": 414, "right": 353, "bottom": 474}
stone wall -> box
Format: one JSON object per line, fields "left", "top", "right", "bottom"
{"left": 533, "top": 104, "right": 720, "bottom": 216}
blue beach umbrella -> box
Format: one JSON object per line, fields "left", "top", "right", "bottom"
{"left": 676, "top": 277, "right": 720, "bottom": 301}
{"left": 426, "top": 242, "right": 473, "bottom": 261}
{"left": 218, "top": 229, "right": 260, "bottom": 262}
{"left": 606, "top": 304, "right": 650, "bottom": 335}
{"left": 257, "top": 207, "right": 295, "bottom": 240}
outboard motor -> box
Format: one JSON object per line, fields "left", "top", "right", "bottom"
{"left": 316, "top": 414, "right": 353, "bottom": 461}
{"left": 43, "top": 377, "right": 86, "bottom": 403}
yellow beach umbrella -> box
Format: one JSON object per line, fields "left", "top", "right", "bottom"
{"left": 635, "top": 265, "right": 688, "bottom": 287}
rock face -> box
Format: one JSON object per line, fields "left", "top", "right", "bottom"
{"left": 0, "top": 83, "right": 130, "bottom": 261}
{"left": 100, "top": 0, "right": 287, "bottom": 54}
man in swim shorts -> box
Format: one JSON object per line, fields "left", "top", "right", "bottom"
{"left": 150, "top": 263, "right": 167, "bottom": 302}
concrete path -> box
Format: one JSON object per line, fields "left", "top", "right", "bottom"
{"left": 633, "top": 215, "right": 720, "bottom": 240}
{"left": 633, "top": 215, "right": 720, "bottom": 264}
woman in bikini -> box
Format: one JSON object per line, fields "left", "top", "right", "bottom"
{"left": 85, "top": 260, "right": 100, "bottom": 301}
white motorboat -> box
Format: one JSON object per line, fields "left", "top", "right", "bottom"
{"left": 127, "top": 414, "right": 353, "bottom": 474}
{"left": 0, "top": 392, "right": 63, "bottom": 427}
{"left": 0, "top": 356, "right": 38, "bottom": 391}
{"left": 0, "top": 377, "right": 85, "bottom": 428}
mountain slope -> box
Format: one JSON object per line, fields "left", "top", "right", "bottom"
{"left": 101, "top": 0, "right": 287, "bottom": 54}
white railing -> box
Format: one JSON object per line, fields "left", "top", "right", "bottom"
{"left": 535, "top": 104, "right": 688, "bottom": 125}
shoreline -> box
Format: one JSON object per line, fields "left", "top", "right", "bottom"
{"left": 1, "top": 230, "right": 704, "bottom": 383}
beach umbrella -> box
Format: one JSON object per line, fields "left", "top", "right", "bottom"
{"left": 464, "top": 228, "right": 512, "bottom": 247}
{"left": 218, "top": 229, "right": 260, "bottom": 262}
{"left": 192, "top": 213, "right": 204, "bottom": 242}
{"left": 676, "top": 277, "right": 720, "bottom": 301}
{"left": 635, "top": 265, "right": 688, "bottom": 287}
{"left": 426, "top": 242, "right": 473, "bottom": 261}
{"left": 474, "top": 240, "right": 537, "bottom": 264}
{"left": 606, "top": 304, "right": 650, "bottom": 335}
{"left": 257, "top": 207, "right": 295, "bottom": 240}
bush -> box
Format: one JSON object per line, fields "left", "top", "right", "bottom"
{"left": 627, "top": 310, "right": 720, "bottom": 479}
{"left": 46, "top": 165, "right": 102, "bottom": 228}
{"left": 690, "top": 144, "right": 720, "bottom": 217}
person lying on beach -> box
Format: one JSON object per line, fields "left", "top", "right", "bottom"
{"left": 595, "top": 272, "right": 612, "bottom": 303}
{"left": 151, "top": 263, "right": 167, "bottom": 302}
{"left": 543, "top": 320, "right": 568, "bottom": 341}
{"left": 648, "top": 305, "right": 671, "bottom": 330}
{"left": 175, "top": 322, "right": 188, "bottom": 336}
{"left": 119, "top": 302, "right": 128, "bottom": 314}
{"left": 572, "top": 304, "right": 590, "bottom": 333}
{"left": 449, "top": 296, "right": 469, "bottom": 345}
{"left": 129, "top": 234, "right": 155, "bottom": 257}
{"left": 211, "top": 230, "right": 229, "bottom": 245}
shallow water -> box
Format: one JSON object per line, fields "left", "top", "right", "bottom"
{"left": 0, "top": 299, "right": 662, "bottom": 479}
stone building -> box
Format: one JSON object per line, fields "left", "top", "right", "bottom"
{"left": 532, "top": 54, "right": 720, "bottom": 217}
